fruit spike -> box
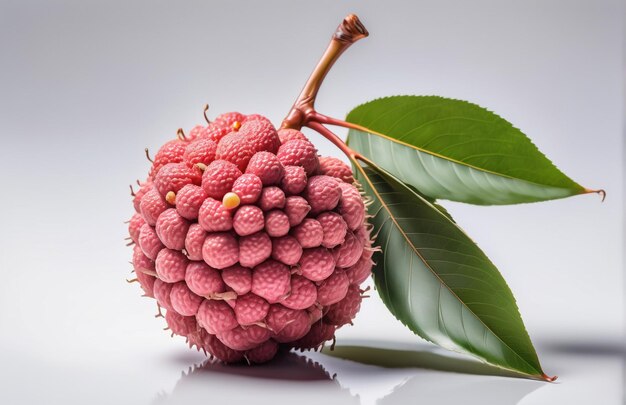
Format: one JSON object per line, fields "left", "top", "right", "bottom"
{"left": 127, "top": 14, "right": 376, "bottom": 364}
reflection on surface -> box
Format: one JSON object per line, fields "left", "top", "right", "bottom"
{"left": 153, "top": 351, "right": 359, "bottom": 405}
{"left": 154, "top": 341, "right": 547, "bottom": 405}
{"left": 378, "top": 374, "right": 541, "bottom": 405}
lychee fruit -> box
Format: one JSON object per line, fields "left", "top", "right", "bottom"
{"left": 277, "top": 128, "right": 308, "bottom": 144}
{"left": 231, "top": 173, "right": 263, "bottom": 204}
{"left": 216, "top": 132, "right": 255, "bottom": 171}
{"left": 316, "top": 156, "right": 354, "bottom": 183}
{"left": 149, "top": 140, "right": 186, "bottom": 178}
{"left": 155, "top": 208, "right": 190, "bottom": 250}
{"left": 201, "top": 160, "right": 242, "bottom": 200}
{"left": 154, "top": 162, "right": 202, "bottom": 196}
{"left": 127, "top": 113, "right": 371, "bottom": 364}
{"left": 258, "top": 186, "right": 286, "bottom": 211}
{"left": 280, "top": 165, "right": 307, "bottom": 195}
{"left": 277, "top": 139, "right": 319, "bottom": 175}
{"left": 239, "top": 117, "right": 281, "bottom": 154}
{"left": 183, "top": 138, "right": 217, "bottom": 167}
{"left": 246, "top": 152, "right": 284, "bottom": 186}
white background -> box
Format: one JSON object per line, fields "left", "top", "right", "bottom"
{"left": 0, "top": 0, "right": 623, "bottom": 404}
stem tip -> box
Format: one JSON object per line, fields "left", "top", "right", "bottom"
{"left": 336, "top": 14, "right": 369, "bottom": 43}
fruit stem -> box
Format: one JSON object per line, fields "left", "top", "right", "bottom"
{"left": 307, "top": 121, "right": 362, "bottom": 160}
{"left": 281, "top": 14, "right": 368, "bottom": 130}
{"left": 312, "top": 111, "right": 369, "bottom": 133}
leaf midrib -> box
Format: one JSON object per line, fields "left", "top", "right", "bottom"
{"left": 349, "top": 126, "right": 583, "bottom": 193}
{"left": 355, "top": 162, "right": 542, "bottom": 376}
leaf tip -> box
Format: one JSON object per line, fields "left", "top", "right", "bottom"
{"left": 541, "top": 373, "right": 558, "bottom": 382}
{"left": 583, "top": 188, "right": 606, "bottom": 202}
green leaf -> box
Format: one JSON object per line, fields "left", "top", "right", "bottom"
{"left": 353, "top": 159, "right": 550, "bottom": 379}
{"left": 347, "top": 95, "right": 596, "bottom": 205}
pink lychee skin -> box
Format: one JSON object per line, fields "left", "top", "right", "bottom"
{"left": 280, "top": 275, "right": 317, "bottom": 310}
{"left": 133, "top": 182, "right": 152, "bottom": 213}
{"left": 276, "top": 139, "right": 319, "bottom": 176}
{"left": 284, "top": 196, "right": 311, "bottom": 226}
{"left": 188, "top": 125, "right": 208, "bottom": 142}
{"left": 316, "top": 269, "right": 350, "bottom": 306}
{"left": 135, "top": 265, "right": 156, "bottom": 297}
{"left": 332, "top": 231, "right": 363, "bottom": 268}
{"left": 197, "top": 299, "right": 238, "bottom": 334}
{"left": 198, "top": 198, "right": 232, "bottom": 232}
{"left": 214, "top": 111, "right": 246, "bottom": 128}
{"left": 202, "top": 332, "right": 245, "bottom": 363}
{"left": 128, "top": 213, "right": 145, "bottom": 244}
{"left": 298, "top": 247, "right": 336, "bottom": 282}
{"left": 206, "top": 122, "right": 234, "bottom": 144}
{"left": 273, "top": 309, "right": 310, "bottom": 343}
{"left": 155, "top": 248, "right": 188, "bottom": 283}
{"left": 138, "top": 223, "right": 164, "bottom": 260}
{"left": 165, "top": 310, "right": 198, "bottom": 336}
{"left": 292, "top": 321, "right": 336, "bottom": 350}
{"left": 185, "top": 261, "right": 225, "bottom": 297}
{"left": 150, "top": 140, "right": 186, "bottom": 178}
{"left": 280, "top": 165, "right": 307, "bottom": 195}
{"left": 175, "top": 184, "right": 207, "bottom": 220}
{"left": 170, "top": 281, "right": 203, "bottom": 316}
{"left": 202, "top": 232, "right": 239, "bottom": 269}
{"left": 316, "top": 156, "right": 354, "bottom": 183}
{"left": 317, "top": 211, "right": 348, "bottom": 248}
{"left": 232, "top": 205, "right": 265, "bottom": 236}
{"left": 239, "top": 231, "right": 272, "bottom": 268}
{"left": 240, "top": 118, "right": 280, "bottom": 154}
{"left": 277, "top": 128, "right": 307, "bottom": 144}
{"left": 155, "top": 208, "right": 190, "bottom": 250}
{"left": 264, "top": 210, "right": 290, "bottom": 237}
{"left": 216, "top": 132, "right": 255, "bottom": 172}
{"left": 305, "top": 175, "right": 342, "bottom": 215}
{"left": 245, "top": 339, "right": 278, "bottom": 364}
{"left": 266, "top": 305, "right": 310, "bottom": 343}
{"left": 128, "top": 113, "right": 372, "bottom": 364}
{"left": 292, "top": 218, "right": 324, "bottom": 248}
{"left": 231, "top": 174, "right": 263, "bottom": 204}
{"left": 154, "top": 163, "right": 202, "bottom": 196}
{"left": 251, "top": 260, "right": 291, "bottom": 303}
{"left": 201, "top": 160, "right": 242, "bottom": 200}
{"left": 140, "top": 188, "right": 169, "bottom": 226}
{"left": 325, "top": 284, "right": 362, "bottom": 326}
{"left": 221, "top": 265, "right": 252, "bottom": 295}
{"left": 271, "top": 236, "right": 302, "bottom": 266}
{"left": 184, "top": 224, "right": 206, "bottom": 261}
{"left": 337, "top": 182, "right": 365, "bottom": 231}
{"left": 246, "top": 151, "right": 284, "bottom": 186}
{"left": 258, "top": 186, "right": 286, "bottom": 211}
{"left": 184, "top": 138, "right": 217, "bottom": 167}
{"left": 217, "top": 325, "right": 270, "bottom": 351}
{"left": 132, "top": 244, "right": 155, "bottom": 274}
{"left": 345, "top": 253, "right": 374, "bottom": 285}
{"left": 234, "top": 293, "right": 270, "bottom": 325}
{"left": 153, "top": 279, "right": 174, "bottom": 310}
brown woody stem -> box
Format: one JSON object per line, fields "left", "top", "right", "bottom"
{"left": 281, "top": 14, "right": 368, "bottom": 131}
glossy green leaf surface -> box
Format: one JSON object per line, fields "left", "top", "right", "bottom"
{"left": 347, "top": 96, "right": 590, "bottom": 205}
{"left": 353, "top": 161, "right": 547, "bottom": 378}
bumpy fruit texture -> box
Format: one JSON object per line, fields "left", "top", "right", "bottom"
{"left": 128, "top": 114, "right": 372, "bottom": 364}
